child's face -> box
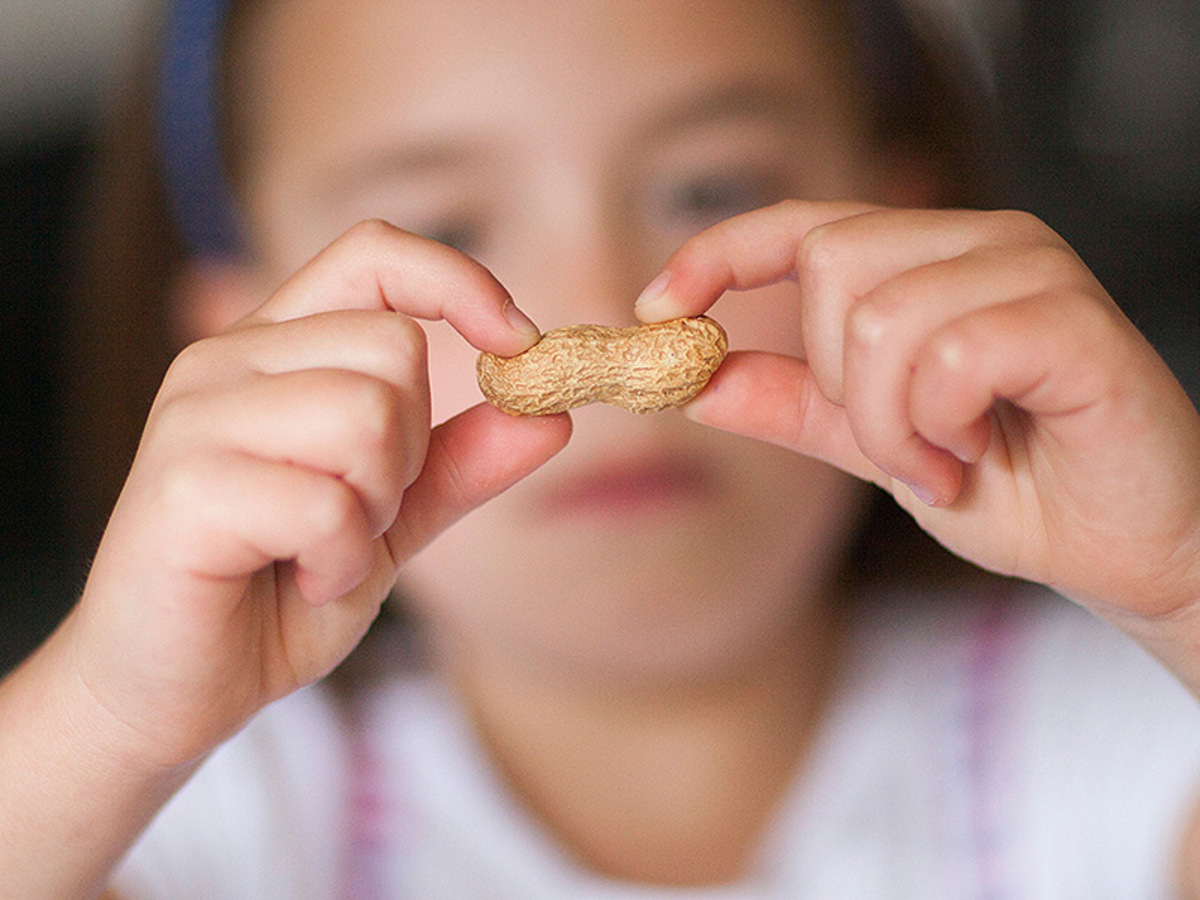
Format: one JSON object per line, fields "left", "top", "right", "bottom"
{"left": 231, "top": 0, "right": 879, "bottom": 681}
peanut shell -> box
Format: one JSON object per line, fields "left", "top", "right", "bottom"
{"left": 477, "top": 316, "right": 728, "bottom": 415}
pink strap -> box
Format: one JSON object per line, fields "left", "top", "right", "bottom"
{"left": 963, "top": 591, "right": 1023, "bottom": 898}
{"left": 342, "top": 705, "right": 391, "bottom": 899}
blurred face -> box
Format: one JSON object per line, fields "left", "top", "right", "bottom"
{"left": 232, "top": 0, "right": 876, "bottom": 684}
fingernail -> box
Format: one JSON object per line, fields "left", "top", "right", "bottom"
{"left": 904, "top": 480, "right": 941, "bottom": 507}
{"left": 635, "top": 272, "right": 672, "bottom": 317}
{"left": 503, "top": 299, "right": 540, "bottom": 339}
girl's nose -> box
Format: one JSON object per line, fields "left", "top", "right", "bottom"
{"left": 515, "top": 191, "right": 653, "bottom": 331}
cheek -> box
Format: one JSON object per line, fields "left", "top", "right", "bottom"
{"left": 708, "top": 283, "right": 805, "bottom": 357}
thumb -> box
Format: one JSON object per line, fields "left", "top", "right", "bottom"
{"left": 685, "top": 351, "right": 883, "bottom": 488}
{"left": 386, "top": 403, "right": 571, "bottom": 563}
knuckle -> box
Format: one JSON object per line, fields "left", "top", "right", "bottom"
{"left": 982, "top": 208, "right": 1056, "bottom": 246}
{"left": 1022, "top": 242, "right": 1087, "bottom": 285}
{"left": 343, "top": 377, "right": 406, "bottom": 452}
{"left": 344, "top": 311, "right": 428, "bottom": 388}
{"left": 380, "top": 313, "right": 429, "bottom": 381}
{"left": 329, "top": 219, "right": 404, "bottom": 267}
{"left": 146, "top": 389, "right": 202, "bottom": 441}
{"left": 343, "top": 217, "right": 399, "bottom": 246}
{"left": 770, "top": 198, "right": 808, "bottom": 225}
{"left": 923, "top": 327, "right": 973, "bottom": 378}
{"left": 162, "top": 336, "right": 222, "bottom": 390}
{"left": 845, "top": 297, "right": 898, "bottom": 353}
{"left": 796, "top": 221, "right": 845, "bottom": 282}
{"left": 305, "top": 478, "right": 362, "bottom": 542}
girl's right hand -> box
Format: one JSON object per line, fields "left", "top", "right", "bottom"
{"left": 59, "top": 220, "right": 571, "bottom": 771}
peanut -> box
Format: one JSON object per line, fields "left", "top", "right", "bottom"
{"left": 477, "top": 316, "right": 728, "bottom": 415}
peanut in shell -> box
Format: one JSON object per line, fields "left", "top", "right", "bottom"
{"left": 477, "top": 316, "right": 728, "bottom": 415}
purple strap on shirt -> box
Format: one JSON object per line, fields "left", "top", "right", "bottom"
{"left": 961, "top": 591, "right": 1021, "bottom": 899}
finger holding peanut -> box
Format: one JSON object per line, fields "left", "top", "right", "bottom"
{"left": 60, "top": 222, "right": 571, "bottom": 771}
{"left": 631, "top": 200, "right": 1200, "bottom": 644}
{"left": 477, "top": 316, "right": 728, "bottom": 415}
{"left": 0, "top": 221, "right": 574, "bottom": 899}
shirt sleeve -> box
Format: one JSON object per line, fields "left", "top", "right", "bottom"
{"left": 109, "top": 684, "right": 347, "bottom": 900}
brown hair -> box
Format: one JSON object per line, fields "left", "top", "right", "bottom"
{"left": 64, "top": 3, "right": 182, "bottom": 554}
{"left": 63, "top": 0, "right": 999, "bottom": 579}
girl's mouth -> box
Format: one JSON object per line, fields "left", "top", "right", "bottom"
{"left": 535, "top": 453, "right": 716, "bottom": 521}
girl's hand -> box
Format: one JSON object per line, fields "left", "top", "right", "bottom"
{"left": 637, "top": 203, "right": 1200, "bottom": 637}
{"left": 63, "top": 220, "right": 570, "bottom": 769}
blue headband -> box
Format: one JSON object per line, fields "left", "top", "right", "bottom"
{"left": 159, "top": 0, "right": 242, "bottom": 259}
{"left": 158, "top": 0, "right": 945, "bottom": 260}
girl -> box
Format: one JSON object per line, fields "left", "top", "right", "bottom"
{"left": 4, "top": 0, "right": 1200, "bottom": 896}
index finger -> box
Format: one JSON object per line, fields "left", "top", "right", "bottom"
{"left": 245, "top": 220, "right": 541, "bottom": 356}
{"left": 634, "top": 200, "right": 878, "bottom": 322}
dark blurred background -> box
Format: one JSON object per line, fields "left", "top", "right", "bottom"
{"left": 2, "top": 0, "right": 142, "bottom": 670}
{"left": 2, "top": 0, "right": 1198, "bottom": 673}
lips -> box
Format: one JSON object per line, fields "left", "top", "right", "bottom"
{"left": 535, "top": 452, "right": 716, "bottom": 521}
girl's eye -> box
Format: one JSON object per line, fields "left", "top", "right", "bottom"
{"left": 661, "top": 171, "right": 780, "bottom": 228}
{"left": 421, "top": 220, "right": 485, "bottom": 257}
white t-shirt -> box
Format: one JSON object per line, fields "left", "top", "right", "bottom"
{"left": 112, "top": 590, "right": 1200, "bottom": 898}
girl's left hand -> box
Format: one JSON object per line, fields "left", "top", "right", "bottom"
{"left": 636, "top": 202, "right": 1200, "bottom": 644}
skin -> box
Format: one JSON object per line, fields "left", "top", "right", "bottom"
{"left": 1, "top": 0, "right": 1199, "bottom": 896}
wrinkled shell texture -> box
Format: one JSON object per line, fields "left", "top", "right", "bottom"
{"left": 477, "top": 316, "right": 728, "bottom": 415}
